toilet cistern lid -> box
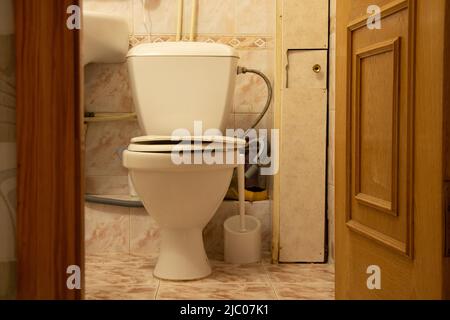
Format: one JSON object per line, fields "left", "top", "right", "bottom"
{"left": 127, "top": 42, "right": 240, "bottom": 59}
{"left": 127, "top": 136, "right": 247, "bottom": 153}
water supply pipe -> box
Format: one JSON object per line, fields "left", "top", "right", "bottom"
{"left": 176, "top": 0, "right": 184, "bottom": 41}
{"left": 189, "top": 0, "right": 198, "bottom": 41}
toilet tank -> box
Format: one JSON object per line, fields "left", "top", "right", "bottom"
{"left": 127, "top": 42, "right": 240, "bottom": 135}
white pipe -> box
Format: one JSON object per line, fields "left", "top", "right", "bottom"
{"left": 238, "top": 164, "right": 247, "bottom": 232}
{"left": 189, "top": 0, "right": 198, "bottom": 41}
{"left": 176, "top": 0, "right": 184, "bottom": 41}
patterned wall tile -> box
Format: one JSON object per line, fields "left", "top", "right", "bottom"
{"left": 84, "top": 63, "right": 134, "bottom": 113}
{"left": 132, "top": 0, "right": 178, "bottom": 35}
{"left": 87, "top": 199, "right": 272, "bottom": 259}
{"left": 86, "top": 175, "right": 130, "bottom": 195}
{"left": 130, "top": 207, "right": 161, "bottom": 257}
{"left": 85, "top": 120, "right": 142, "bottom": 177}
{"left": 130, "top": 35, "right": 273, "bottom": 50}
{"left": 234, "top": 49, "right": 274, "bottom": 114}
{"left": 182, "top": 0, "right": 235, "bottom": 35}
{"left": 234, "top": 110, "right": 273, "bottom": 132}
{"left": 85, "top": 203, "right": 130, "bottom": 255}
{"left": 235, "top": 0, "right": 276, "bottom": 35}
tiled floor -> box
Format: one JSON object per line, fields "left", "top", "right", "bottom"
{"left": 85, "top": 254, "right": 335, "bottom": 300}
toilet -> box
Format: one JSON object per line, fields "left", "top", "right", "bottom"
{"left": 123, "top": 42, "right": 244, "bottom": 280}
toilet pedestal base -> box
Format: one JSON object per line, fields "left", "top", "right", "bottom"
{"left": 153, "top": 228, "right": 212, "bottom": 281}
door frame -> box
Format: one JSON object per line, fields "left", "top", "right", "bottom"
{"left": 15, "top": 0, "right": 84, "bottom": 299}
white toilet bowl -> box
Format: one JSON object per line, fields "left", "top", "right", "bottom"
{"left": 123, "top": 136, "right": 245, "bottom": 280}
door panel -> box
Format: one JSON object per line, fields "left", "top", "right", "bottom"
{"left": 348, "top": 1, "right": 413, "bottom": 257}
{"left": 336, "top": 0, "right": 449, "bottom": 299}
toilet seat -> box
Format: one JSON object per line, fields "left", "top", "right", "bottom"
{"left": 127, "top": 135, "right": 246, "bottom": 153}
{"left": 124, "top": 135, "right": 246, "bottom": 171}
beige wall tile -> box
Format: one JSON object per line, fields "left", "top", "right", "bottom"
{"left": 234, "top": 49, "right": 274, "bottom": 114}
{"left": 245, "top": 201, "right": 272, "bottom": 252}
{"left": 84, "top": 63, "right": 134, "bottom": 113}
{"left": 85, "top": 120, "right": 142, "bottom": 177}
{"left": 183, "top": 0, "right": 235, "bottom": 35}
{"left": 204, "top": 201, "right": 237, "bottom": 259}
{"left": 234, "top": 111, "right": 273, "bottom": 132}
{"left": 129, "top": 207, "right": 161, "bottom": 256}
{"left": 85, "top": 203, "right": 130, "bottom": 254}
{"left": 235, "top": 0, "right": 276, "bottom": 35}
{"left": 133, "top": 0, "right": 178, "bottom": 35}
{"left": 86, "top": 175, "right": 130, "bottom": 195}
{"left": 85, "top": 199, "right": 270, "bottom": 260}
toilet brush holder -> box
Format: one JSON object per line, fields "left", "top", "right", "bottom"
{"left": 224, "top": 215, "right": 262, "bottom": 264}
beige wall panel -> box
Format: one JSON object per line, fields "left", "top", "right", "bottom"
{"left": 282, "top": 0, "right": 329, "bottom": 49}
{"left": 286, "top": 50, "right": 328, "bottom": 89}
{"left": 279, "top": 88, "right": 327, "bottom": 262}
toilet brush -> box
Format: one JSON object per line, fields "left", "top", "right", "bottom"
{"left": 224, "top": 164, "right": 262, "bottom": 264}
{"left": 238, "top": 164, "right": 247, "bottom": 232}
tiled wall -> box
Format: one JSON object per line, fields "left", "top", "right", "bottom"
{"left": 85, "top": 200, "right": 272, "bottom": 259}
{"left": 84, "top": 0, "right": 276, "bottom": 195}
{"left": 0, "top": 0, "right": 16, "bottom": 299}
{"left": 328, "top": 0, "right": 336, "bottom": 262}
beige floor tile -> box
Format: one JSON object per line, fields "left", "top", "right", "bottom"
{"left": 85, "top": 254, "right": 336, "bottom": 300}
{"left": 157, "top": 283, "right": 277, "bottom": 300}
{"left": 86, "top": 254, "right": 158, "bottom": 287}
{"left": 273, "top": 282, "right": 335, "bottom": 300}
{"left": 86, "top": 285, "right": 159, "bottom": 300}
{"left": 160, "top": 260, "right": 269, "bottom": 285}
{"left": 265, "top": 263, "right": 335, "bottom": 283}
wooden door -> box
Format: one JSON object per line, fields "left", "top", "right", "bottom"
{"left": 15, "top": 0, "right": 84, "bottom": 299}
{"left": 336, "top": 0, "right": 450, "bottom": 299}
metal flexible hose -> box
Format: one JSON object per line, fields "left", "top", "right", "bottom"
{"left": 85, "top": 195, "right": 144, "bottom": 208}
{"left": 237, "top": 66, "right": 273, "bottom": 130}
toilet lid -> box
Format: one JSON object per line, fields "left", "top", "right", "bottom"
{"left": 127, "top": 136, "right": 247, "bottom": 153}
